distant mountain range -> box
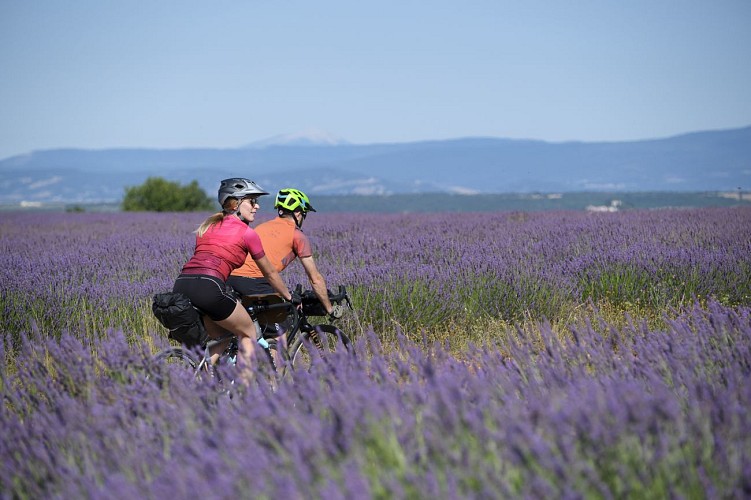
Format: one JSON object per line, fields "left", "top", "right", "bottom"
{"left": 1, "top": 126, "right": 749, "bottom": 204}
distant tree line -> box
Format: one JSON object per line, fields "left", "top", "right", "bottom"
{"left": 122, "top": 177, "right": 213, "bottom": 212}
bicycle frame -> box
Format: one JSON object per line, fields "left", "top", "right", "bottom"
{"left": 193, "top": 335, "right": 236, "bottom": 376}
{"left": 152, "top": 285, "right": 353, "bottom": 382}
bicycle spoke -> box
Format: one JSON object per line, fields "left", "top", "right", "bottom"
{"left": 149, "top": 347, "right": 203, "bottom": 385}
{"left": 289, "top": 324, "right": 352, "bottom": 371}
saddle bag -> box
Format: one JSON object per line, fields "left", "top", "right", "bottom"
{"left": 152, "top": 292, "right": 208, "bottom": 348}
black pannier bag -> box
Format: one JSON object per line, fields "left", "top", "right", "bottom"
{"left": 152, "top": 292, "right": 208, "bottom": 348}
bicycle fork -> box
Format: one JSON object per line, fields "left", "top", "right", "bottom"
{"left": 308, "top": 328, "right": 322, "bottom": 349}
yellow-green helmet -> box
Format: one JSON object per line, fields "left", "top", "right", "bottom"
{"left": 275, "top": 188, "right": 316, "bottom": 213}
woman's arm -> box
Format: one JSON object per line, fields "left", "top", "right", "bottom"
{"left": 254, "top": 255, "right": 292, "bottom": 301}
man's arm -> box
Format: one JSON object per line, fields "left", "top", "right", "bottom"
{"left": 299, "top": 255, "right": 333, "bottom": 313}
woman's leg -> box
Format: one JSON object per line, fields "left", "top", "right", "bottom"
{"left": 202, "top": 319, "right": 234, "bottom": 364}
{"left": 214, "top": 299, "right": 258, "bottom": 379}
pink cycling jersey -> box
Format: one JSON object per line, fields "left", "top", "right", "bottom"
{"left": 181, "top": 216, "right": 265, "bottom": 281}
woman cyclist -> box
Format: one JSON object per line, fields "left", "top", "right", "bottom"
{"left": 173, "top": 178, "right": 293, "bottom": 378}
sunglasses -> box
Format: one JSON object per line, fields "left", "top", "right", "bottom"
{"left": 243, "top": 197, "right": 259, "bottom": 206}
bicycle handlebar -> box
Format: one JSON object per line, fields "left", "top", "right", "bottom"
{"left": 328, "top": 285, "right": 351, "bottom": 307}
{"left": 295, "top": 284, "right": 352, "bottom": 309}
{"left": 245, "top": 284, "right": 351, "bottom": 318}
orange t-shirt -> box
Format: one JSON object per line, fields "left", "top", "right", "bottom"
{"left": 230, "top": 216, "right": 313, "bottom": 278}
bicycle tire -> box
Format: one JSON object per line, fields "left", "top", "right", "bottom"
{"left": 150, "top": 347, "right": 206, "bottom": 382}
{"left": 288, "top": 324, "right": 352, "bottom": 370}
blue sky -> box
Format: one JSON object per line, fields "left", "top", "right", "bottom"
{"left": 1, "top": 0, "right": 750, "bottom": 160}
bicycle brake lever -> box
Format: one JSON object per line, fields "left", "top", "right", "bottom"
{"left": 338, "top": 285, "right": 353, "bottom": 309}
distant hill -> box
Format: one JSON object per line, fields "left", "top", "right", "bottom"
{"left": 1, "top": 125, "right": 749, "bottom": 204}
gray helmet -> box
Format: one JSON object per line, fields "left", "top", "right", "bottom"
{"left": 217, "top": 178, "right": 269, "bottom": 207}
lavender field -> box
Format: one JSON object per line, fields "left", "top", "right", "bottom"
{"left": 2, "top": 207, "right": 751, "bottom": 497}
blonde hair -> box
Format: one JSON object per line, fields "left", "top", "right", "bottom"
{"left": 196, "top": 198, "right": 240, "bottom": 237}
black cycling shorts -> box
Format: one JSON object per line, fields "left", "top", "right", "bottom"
{"left": 173, "top": 274, "right": 237, "bottom": 321}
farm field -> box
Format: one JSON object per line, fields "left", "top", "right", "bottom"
{"left": 2, "top": 207, "right": 751, "bottom": 497}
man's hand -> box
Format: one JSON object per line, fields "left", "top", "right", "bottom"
{"left": 328, "top": 303, "right": 344, "bottom": 320}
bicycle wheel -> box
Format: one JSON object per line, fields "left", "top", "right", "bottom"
{"left": 288, "top": 324, "right": 352, "bottom": 370}
{"left": 150, "top": 347, "right": 205, "bottom": 383}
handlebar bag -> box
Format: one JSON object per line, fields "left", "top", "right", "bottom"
{"left": 301, "top": 290, "right": 328, "bottom": 316}
{"left": 152, "top": 292, "right": 208, "bottom": 348}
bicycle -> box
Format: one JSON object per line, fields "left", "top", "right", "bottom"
{"left": 150, "top": 285, "right": 354, "bottom": 383}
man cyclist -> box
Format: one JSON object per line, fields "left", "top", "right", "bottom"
{"left": 228, "top": 188, "right": 343, "bottom": 328}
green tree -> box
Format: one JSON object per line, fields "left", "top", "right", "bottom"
{"left": 122, "top": 177, "right": 214, "bottom": 212}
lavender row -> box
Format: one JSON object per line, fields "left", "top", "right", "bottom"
{"left": 3, "top": 300, "right": 750, "bottom": 497}
{"left": 1, "top": 212, "right": 199, "bottom": 341}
